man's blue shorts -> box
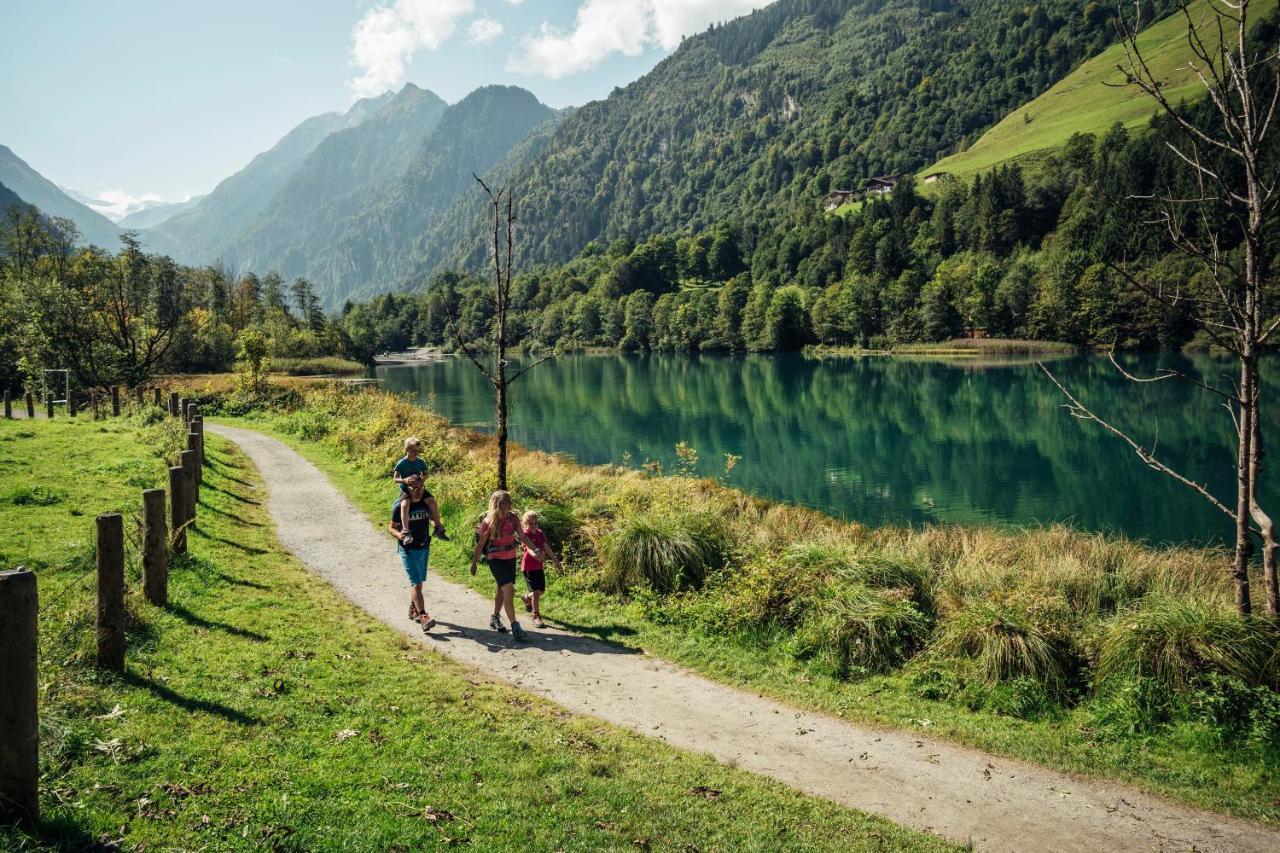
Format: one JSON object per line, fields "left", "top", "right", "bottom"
{"left": 399, "top": 545, "right": 429, "bottom": 585}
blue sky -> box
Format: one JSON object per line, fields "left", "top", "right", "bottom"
{"left": 1, "top": 1, "right": 770, "bottom": 208}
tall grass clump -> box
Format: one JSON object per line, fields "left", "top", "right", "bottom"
{"left": 1096, "top": 597, "right": 1276, "bottom": 693}
{"left": 790, "top": 583, "right": 932, "bottom": 679}
{"left": 934, "top": 601, "right": 1072, "bottom": 695}
{"left": 602, "top": 511, "right": 727, "bottom": 594}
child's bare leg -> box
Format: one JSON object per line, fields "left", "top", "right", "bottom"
{"left": 398, "top": 493, "right": 411, "bottom": 538}
{"left": 531, "top": 589, "right": 543, "bottom": 618}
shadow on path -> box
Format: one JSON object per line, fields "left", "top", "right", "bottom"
{"left": 425, "top": 619, "right": 641, "bottom": 656}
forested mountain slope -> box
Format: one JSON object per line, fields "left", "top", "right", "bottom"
{"left": 296, "top": 85, "right": 554, "bottom": 306}
{"left": 410, "top": 0, "right": 1180, "bottom": 283}
{"left": 224, "top": 83, "right": 448, "bottom": 292}
{"left": 145, "top": 90, "right": 398, "bottom": 263}
{"left": 0, "top": 145, "right": 121, "bottom": 248}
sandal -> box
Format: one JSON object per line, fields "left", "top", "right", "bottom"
{"left": 419, "top": 613, "right": 436, "bottom": 633}
{"left": 409, "top": 602, "right": 421, "bottom": 622}
{"left": 532, "top": 616, "right": 545, "bottom": 629}
{"left": 522, "top": 593, "right": 533, "bottom": 613}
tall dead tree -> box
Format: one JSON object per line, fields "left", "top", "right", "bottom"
{"left": 1045, "top": 0, "right": 1279, "bottom": 616}
{"left": 446, "top": 178, "right": 555, "bottom": 490}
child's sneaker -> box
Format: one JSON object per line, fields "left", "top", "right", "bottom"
{"left": 401, "top": 533, "right": 414, "bottom": 546}
{"left": 511, "top": 622, "right": 528, "bottom": 642}
{"left": 489, "top": 614, "right": 507, "bottom": 633}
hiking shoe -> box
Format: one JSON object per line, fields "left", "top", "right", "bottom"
{"left": 511, "top": 622, "right": 528, "bottom": 642}
{"left": 433, "top": 527, "right": 450, "bottom": 541}
{"left": 521, "top": 592, "right": 533, "bottom": 613}
{"left": 489, "top": 615, "right": 508, "bottom": 633}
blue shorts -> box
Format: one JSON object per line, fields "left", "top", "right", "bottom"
{"left": 399, "top": 546, "right": 429, "bottom": 585}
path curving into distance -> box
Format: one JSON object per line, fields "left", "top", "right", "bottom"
{"left": 209, "top": 424, "right": 1279, "bottom": 853}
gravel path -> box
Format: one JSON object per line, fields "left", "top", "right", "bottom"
{"left": 210, "top": 424, "right": 1280, "bottom": 853}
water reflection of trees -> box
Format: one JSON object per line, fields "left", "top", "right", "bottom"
{"left": 377, "top": 353, "right": 1273, "bottom": 546}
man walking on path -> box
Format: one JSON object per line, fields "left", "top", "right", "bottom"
{"left": 388, "top": 475, "right": 442, "bottom": 632}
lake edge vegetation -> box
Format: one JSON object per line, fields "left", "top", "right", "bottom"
{"left": 191, "top": 380, "right": 1280, "bottom": 823}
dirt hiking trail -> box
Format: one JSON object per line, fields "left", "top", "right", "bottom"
{"left": 210, "top": 424, "right": 1280, "bottom": 853}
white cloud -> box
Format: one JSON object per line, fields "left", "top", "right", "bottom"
{"left": 507, "top": 0, "right": 771, "bottom": 78}
{"left": 467, "top": 16, "right": 504, "bottom": 44}
{"left": 348, "top": 0, "right": 475, "bottom": 98}
{"left": 81, "top": 189, "right": 166, "bottom": 222}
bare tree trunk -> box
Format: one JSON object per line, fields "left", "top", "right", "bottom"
{"left": 1234, "top": 355, "right": 1255, "bottom": 616}
{"left": 1248, "top": 369, "right": 1278, "bottom": 616}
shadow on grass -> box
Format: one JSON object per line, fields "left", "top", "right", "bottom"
{"left": 7, "top": 812, "right": 109, "bottom": 852}
{"left": 196, "top": 500, "right": 264, "bottom": 527}
{"left": 427, "top": 620, "right": 641, "bottom": 656}
{"left": 164, "top": 601, "right": 269, "bottom": 643}
{"left": 202, "top": 482, "right": 259, "bottom": 505}
{"left": 191, "top": 526, "right": 269, "bottom": 555}
{"left": 123, "top": 670, "right": 260, "bottom": 726}
{"left": 177, "top": 553, "right": 271, "bottom": 590}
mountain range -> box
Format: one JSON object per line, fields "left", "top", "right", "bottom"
{"left": 3, "top": 0, "right": 1205, "bottom": 306}
{"left": 0, "top": 145, "right": 121, "bottom": 248}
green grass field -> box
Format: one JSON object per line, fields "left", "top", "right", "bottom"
{"left": 923, "top": 0, "right": 1279, "bottom": 181}
{"left": 209, "top": 386, "right": 1280, "bottom": 825}
{"left": 0, "top": 414, "right": 953, "bottom": 851}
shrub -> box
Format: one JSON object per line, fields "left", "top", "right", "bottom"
{"left": 602, "top": 511, "right": 727, "bottom": 594}
{"left": 2, "top": 484, "right": 62, "bottom": 506}
{"left": 790, "top": 583, "right": 931, "bottom": 679}
{"left": 1096, "top": 597, "right": 1276, "bottom": 693}
{"left": 271, "top": 356, "right": 366, "bottom": 376}
{"left": 935, "top": 602, "right": 1069, "bottom": 694}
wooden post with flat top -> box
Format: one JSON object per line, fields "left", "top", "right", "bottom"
{"left": 153, "top": 388, "right": 162, "bottom": 407}
{"left": 45, "top": 397, "right": 54, "bottom": 419}
{"left": 142, "top": 488, "right": 168, "bottom": 605}
{"left": 169, "top": 465, "right": 187, "bottom": 554}
{"left": 68, "top": 388, "right": 77, "bottom": 418}
{"left": 96, "top": 513, "right": 125, "bottom": 672}
{"left": 24, "top": 392, "right": 33, "bottom": 419}
{"left": 180, "top": 449, "right": 198, "bottom": 528}
{"left": 0, "top": 567, "right": 38, "bottom": 826}
{"left": 3, "top": 390, "right": 10, "bottom": 419}
{"left": 168, "top": 391, "right": 179, "bottom": 417}
{"left": 111, "top": 386, "right": 120, "bottom": 417}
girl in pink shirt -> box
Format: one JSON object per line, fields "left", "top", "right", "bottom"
{"left": 519, "top": 510, "right": 562, "bottom": 629}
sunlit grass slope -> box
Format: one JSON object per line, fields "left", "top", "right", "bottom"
{"left": 924, "top": 0, "right": 1278, "bottom": 180}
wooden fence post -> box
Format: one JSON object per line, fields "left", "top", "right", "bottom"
{"left": 177, "top": 398, "right": 187, "bottom": 424}
{"left": 109, "top": 386, "right": 119, "bottom": 417}
{"left": 153, "top": 388, "right": 162, "bottom": 407}
{"left": 181, "top": 449, "right": 198, "bottom": 528}
{"left": 24, "top": 392, "right": 33, "bottom": 419}
{"left": 134, "top": 386, "right": 143, "bottom": 407}
{"left": 96, "top": 513, "right": 125, "bottom": 672}
{"left": 168, "top": 391, "right": 179, "bottom": 417}
{"left": 3, "top": 390, "right": 10, "bottom": 419}
{"left": 192, "top": 417, "right": 205, "bottom": 477}
{"left": 142, "top": 489, "right": 168, "bottom": 606}
{"left": 169, "top": 465, "right": 187, "bottom": 555}
{"left": 45, "top": 397, "right": 54, "bottom": 419}
{"left": 0, "top": 568, "right": 38, "bottom": 826}
{"left": 185, "top": 402, "right": 197, "bottom": 427}
{"left": 68, "top": 388, "right": 77, "bottom": 418}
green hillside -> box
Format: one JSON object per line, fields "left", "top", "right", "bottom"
{"left": 924, "top": 0, "right": 1278, "bottom": 180}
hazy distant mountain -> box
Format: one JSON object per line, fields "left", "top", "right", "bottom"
{"left": 230, "top": 85, "right": 553, "bottom": 306}
{"left": 226, "top": 83, "right": 448, "bottom": 290}
{"left": 0, "top": 181, "right": 25, "bottom": 214}
{"left": 145, "top": 89, "right": 399, "bottom": 262}
{"left": 0, "top": 145, "right": 121, "bottom": 248}
{"left": 116, "top": 195, "right": 206, "bottom": 229}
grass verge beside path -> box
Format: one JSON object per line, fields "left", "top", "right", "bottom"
{"left": 210, "top": 388, "right": 1280, "bottom": 826}
{"left": 0, "top": 415, "right": 953, "bottom": 851}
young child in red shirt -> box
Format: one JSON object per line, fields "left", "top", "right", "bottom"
{"left": 519, "top": 510, "right": 561, "bottom": 628}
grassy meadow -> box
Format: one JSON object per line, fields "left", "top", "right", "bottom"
{"left": 923, "top": 0, "right": 1280, "bottom": 181}
{"left": 193, "top": 381, "right": 1280, "bottom": 823}
{"left": 0, "top": 412, "right": 954, "bottom": 851}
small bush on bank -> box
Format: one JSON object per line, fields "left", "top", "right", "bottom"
{"left": 934, "top": 602, "right": 1073, "bottom": 696}
{"left": 1096, "top": 597, "right": 1275, "bottom": 693}
{"left": 790, "top": 583, "right": 932, "bottom": 678}
{"left": 602, "top": 511, "right": 727, "bottom": 594}
{"left": 271, "top": 356, "right": 366, "bottom": 376}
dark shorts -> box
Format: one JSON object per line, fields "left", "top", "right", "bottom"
{"left": 489, "top": 557, "right": 518, "bottom": 587}
{"left": 523, "top": 569, "right": 546, "bottom": 593}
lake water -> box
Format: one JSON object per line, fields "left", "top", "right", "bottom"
{"left": 376, "top": 352, "right": 1278, "bottom": 547}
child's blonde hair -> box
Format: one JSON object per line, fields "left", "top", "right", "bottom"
{"left": 403, "top": 436, "right": 421, "bottom": 451}
{"left": 522, "top": 510, "right": 539, "bottom": 527}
